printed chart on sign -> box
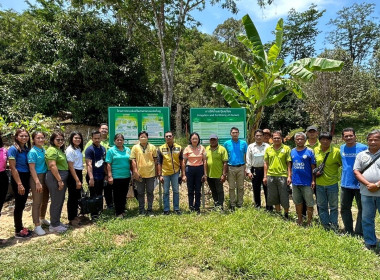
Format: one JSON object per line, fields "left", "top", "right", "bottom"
{"left": 190, "top": 108, "right": 246, "bottom": 145}
{"left": 108, "top": 107, "right": 170, "bottom": 147}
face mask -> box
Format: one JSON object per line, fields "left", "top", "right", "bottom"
{"left": 140, "top": 138, "right": 148, "bottom": 144}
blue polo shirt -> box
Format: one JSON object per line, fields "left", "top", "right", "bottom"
{"left": 28, "top": 146, "right": 47, "bottom": 174}
{"left": 224, "top": 139, "right": 248, "bottom": 166}
{"left": 8, "top": 145, "right": 29, "bottom": 172}
{"left": 291, "top": 147, "right": 316, "bottom": 186}
{"left": 340, "top": 143, "right": 367, "bottom": 189}
{"left": 85, "top": 144, "right": 106, "bottom": 180}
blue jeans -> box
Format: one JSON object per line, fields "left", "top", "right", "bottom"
{"left": 163, "top": 172, "right": 180, "bottom": 212}
{"left": 316, "top": 184, "right": 338, "bottom": 227}
{"left": 361, "top": 195, "right": 380, "bottom": 246}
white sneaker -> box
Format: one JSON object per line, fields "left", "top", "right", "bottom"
{"left": 34, "top": 226, "right": 46, "bottom": 236}
{"left": 40, "top": 219, "right": 51, "bottom": 226}
{"left": 49, "top": 225, "right": 67, "bottom": 233}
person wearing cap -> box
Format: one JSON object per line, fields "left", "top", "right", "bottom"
{"left": 205, "top": 134, "right": 228, "bottom": 209}
{"left": 305, "top": 125, "right": 320, "bottom": 217}
{"left": 314, "top": 132, "right": 342, "bottom": 230}
{"left": 263, "top": 129, "right": 273, "bottom": 144}
{"left": 246, "top": 129, "right": 270, "bottom": 209}
{"left": 224, "top": 127, "right": 248, "bottom": 210}
{"left": 306, "top": 126, "right": 320, "bottom": 151}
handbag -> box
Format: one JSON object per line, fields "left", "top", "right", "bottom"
{"left": 313, "top": 152, "right": 330, "bottom": 177}
{"left": 78, "top": 190, "right": 103, "bottom": 215}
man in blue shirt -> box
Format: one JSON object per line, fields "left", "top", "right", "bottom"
{"left": 85, "top": 131, "right": 107, "bottom": 216}
{"left": 340, "top": 127, "right": 367, "bottom": 235}
{"left": 223, "top": 127, "right": 248, "bottom": 210}
{"left": 291, "top": 132, "right": 316, "bottom": 226}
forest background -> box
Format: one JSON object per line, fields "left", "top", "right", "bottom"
{"left": 0, "top": 0, "right": 379, "bottom": 139}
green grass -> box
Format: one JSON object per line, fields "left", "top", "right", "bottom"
{"left": 1, "top": 208, "right": 380, "bottom": 279}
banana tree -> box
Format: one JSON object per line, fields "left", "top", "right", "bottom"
{"left": 212, "top": 14, "right": 344, "bottom": 143}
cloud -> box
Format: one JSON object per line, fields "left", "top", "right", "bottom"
{"left": 237, "top": 0, "right": 336, "bottom": 21}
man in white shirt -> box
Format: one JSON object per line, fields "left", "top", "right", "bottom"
{"left": 246, "top": 129, "right": 270, "bottom": 209}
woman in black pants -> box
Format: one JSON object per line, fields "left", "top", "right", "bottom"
{"left": 8, "top": 129, "right": 32, "bottom": 238}
{"left": 66, "top": 132, "right": 84, "bottom": 227}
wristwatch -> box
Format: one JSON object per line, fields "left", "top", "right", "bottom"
{"left": 376, "top": 181, "right": 380, "bottom": 188}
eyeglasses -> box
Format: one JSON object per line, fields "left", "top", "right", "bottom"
{"left": 55, "top": 138, "right": 64, "bottom": 142}
{"left": 165, "top": 135, "right": 173, "bottom": 138}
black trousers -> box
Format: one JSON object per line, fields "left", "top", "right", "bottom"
{"left": 0, "top": 171, "right": 9, "bottom": 216}
{"left": 86, "top": 175, "right": 104, "bottom": 215}
{"left": 207, "top": 177, "right": 224, "bottom": 208}
{"left": 186, "top": 165, "right": 204, "bottom": 211}
{"left": 113, "top": 178, "right": 130, "bottom": 215}
{"left": 104, "top": 182, "right": 114, "bottom": 208}
{"left": 251, "top": 167, "right": 272, "bottom": 210}
{"left": 67, "top": 169, "right": 83, "bottom": 221}
{"left": 11, "top": 172, "right": 30, "bottom": 233}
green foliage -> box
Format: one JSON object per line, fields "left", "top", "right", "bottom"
{"left": 0, "top": 2, "right": 155, "bottom": 124}
{"left": 0, "top": 113, "right": 64, "bottom": 138}
{"left": 213, "top": 14, "right": 343, "bottom": 142}
{"left": 327, "top": 2, "right": 380, "bottom": 65}
{"left": 282, "top": 4, "right": 325, "bottom": 61}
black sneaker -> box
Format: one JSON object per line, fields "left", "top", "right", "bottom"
{"left": 163, "top": 211, "right": 170, "bottom": 215}
{"left": 139, "top": 210, "right": 146, "bottom": 216}
{"left": 147, "top": 210, "right": 154, "bottom": 217}
{"left": 284, "top": 213, "right": 289, "bottom": 219}
{"left": 230, "top": 206, "right": 236, "bottom": 212}
{"left": 175, "top": 210, "right": 182, "bottom": 215}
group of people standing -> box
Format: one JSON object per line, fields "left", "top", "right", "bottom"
{"left": 244, "top": 126, "right": 380, "bottom": 252}
{"left": 1, "top": 123, "right": 380, "bottom": 253}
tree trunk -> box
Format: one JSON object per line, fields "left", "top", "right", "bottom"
{"left": 175, "top": 103, "right": 182, "bottom": 138}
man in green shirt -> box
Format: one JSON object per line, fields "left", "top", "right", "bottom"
{"left": 305, "top": 125, "right": 320, "bottom": 151}
{"left": 314, "top": 132, "right": 342, "bottom": 230}
{"left": 263, "top": 131, "right": 292, "bottom": 218}
{"left": 206, "top": 134, "right": 228, "bottom": 210}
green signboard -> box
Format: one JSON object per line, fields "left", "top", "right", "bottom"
{"left": 190, "top": 108, "right": 246, "bottom": 145}
{"left": 108, "top": 107, "right": 170, "bottom": 146}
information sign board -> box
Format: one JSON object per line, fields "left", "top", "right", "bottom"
{"left": 108, "top": 107, "right": 170, "bottom": 146}
{"left": 190, "top": 108, "right": 246, "bottom": 145}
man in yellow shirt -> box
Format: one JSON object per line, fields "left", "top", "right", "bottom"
{"left": 157, "top": 131, "right": 185, "bottom": 215}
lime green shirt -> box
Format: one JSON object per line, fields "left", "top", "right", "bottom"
{"left": 45, "top": 146, "right": 68, "bottom": 171}
{"left": 264, "top": 144, "right": 291, "bottom": 177}
{"left": 206, "top": 145, "right": 228, "bottom": 178}
{"left": 314, "top": 145, "right": 341, "bottom": 186}
{"left": 305, "top": 139, "right": 320, "bottom": 152}
{"left": 84, "top": 138, "right": 109, "bottom": 152}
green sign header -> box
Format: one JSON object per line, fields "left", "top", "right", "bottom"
{"left": 190, "top": 108, "right": 246, "bottom": 145}
{"left": 108, "top": 107, "right": 170, "bottom": 146}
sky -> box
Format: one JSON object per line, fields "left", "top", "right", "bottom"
{"left": 1, "top": 0, "right": 379, "bottom": 55}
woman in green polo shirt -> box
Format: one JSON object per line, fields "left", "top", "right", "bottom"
{"left": 106, "top": 133, "right": 131, "bottom": 218}
{"left": 45, "top": 132, "right": 69, "bottom": 233}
